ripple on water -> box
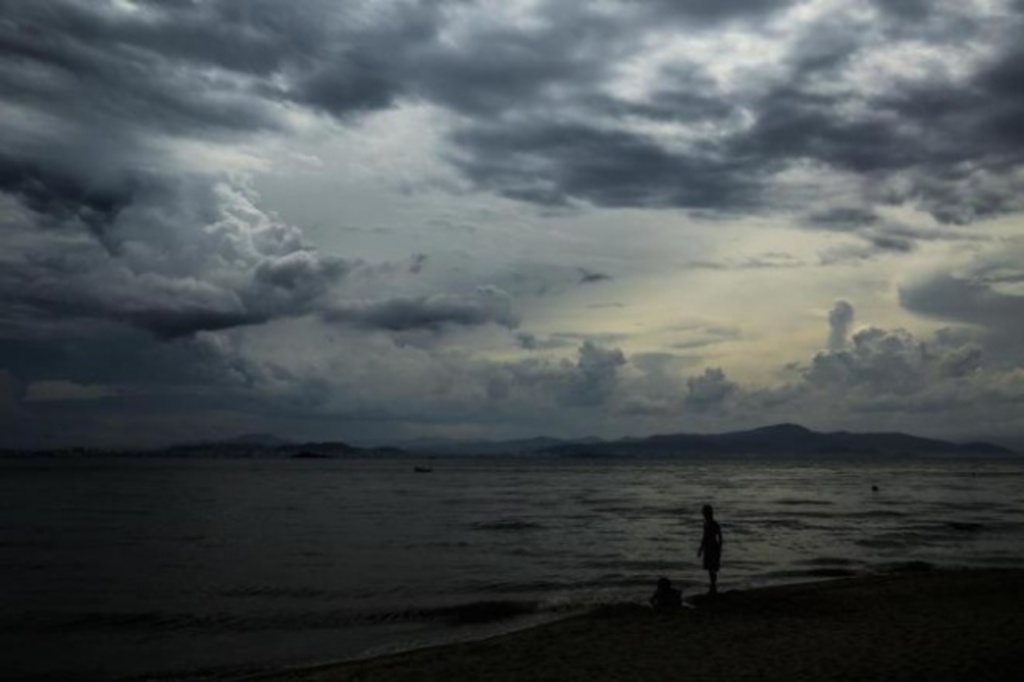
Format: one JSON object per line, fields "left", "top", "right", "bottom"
{"left": 945, "top": 521, "right": 985, "bottom": 532}
{"left": 793, "top": 557, "right": 863, "bottom": 567}
{"left": 469, "top": 520, "right": 545, "bottom": 532}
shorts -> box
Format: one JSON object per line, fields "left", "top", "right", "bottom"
{"left": 703, "top": 547, "right": 721, "bottom": 572}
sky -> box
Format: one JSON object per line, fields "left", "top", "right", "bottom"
{"left": 2, "top": 0, "right": 1024, "bottom": 449}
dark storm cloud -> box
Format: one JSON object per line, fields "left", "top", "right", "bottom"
{"left": 287, "top": 2, "right": 450, "bottom": 116}
{"left": 806, "top": 207, "right": 881, "bottom": 230}
{"left": 0, "top": 2, "right": 288, "bottom": 139}
{"left": 862, "top": 50, "right": 1024, "bottom": 223}
{"left": 396, "top": 0, "right": 795, "bottom": 119}
{"left": 5, "top": 0, "right": 1024, "bottom": 260}
{"left": 406, "top": 15, "right": 612, "bottom": 118}
{"left": 437, "top": 2, "right": 1024, "bottom": 223}
{"left": 899, "top": 273, "right": 1024, "bottom": 332}
{"left": 870, "top": 0, "right": 932, "bottom": 20}
{"left": 449, "top": 122, "right": 765, "bottom": 209}
{"left": 0, "top": 154, "right": 138, "bottom": 247}
{"left": 321, "top": 287, "right": 518, "bottom": 332}
{"left": 578, "top": 268, "right": 613, "bottom": 284}
{"left": 0, "top": 329, "right": 256, "bottom": 391}
{"left": 642, "top": 0, "right": 797, "bottom": 22}
{"left": 806, "top": 206, "right": 985, "bottom": 261}
{"left": 515, "top": 332, "right": 574, "bottom": 351}
{"left": 0, "top": 0, "right": 451, "bottom": 126}
{"left": 7, "top": 0, "right": 1022, "bottom": 267}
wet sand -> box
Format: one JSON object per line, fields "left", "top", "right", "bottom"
{"left": 237, "top": 569, "right": 1024, "bottom": 682}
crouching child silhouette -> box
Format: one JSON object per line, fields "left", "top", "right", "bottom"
{"left": 698, "top": 504, "right": 722, "bottom": 595}
{"left": 649, "top": 577, "right": 682, "bottom": 609}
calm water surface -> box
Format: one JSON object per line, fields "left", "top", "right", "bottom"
{"left": 2, "top": 456, "right": 1023, "bottom": 680}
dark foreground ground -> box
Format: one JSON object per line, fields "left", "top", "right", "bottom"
{"left": 234, "top": 569, "right": 1024, "bottom": 682}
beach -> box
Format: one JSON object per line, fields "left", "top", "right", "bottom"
{"left": 239, "top": 568, "right": 1024, "bottom": 682}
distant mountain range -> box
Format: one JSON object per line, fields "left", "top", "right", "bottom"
{"left": 537, "top": 423, "right": 1015, "bottom": 458}
{"left": 142, "top": 424, "right": 1015, "bottom": 458}
{"left": 159, "top": 434, "right": 401, "bottom": 458}
{"left": 394, "top": 435, "right": 601, "bottom": 456}
{"left": 4, "top": 425, "right": 1015, "bottom": 459}
{"left": 388, "top": 424, "right": 1013, "bottom": 458}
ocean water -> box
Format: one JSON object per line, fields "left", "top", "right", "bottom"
{"left": 2, "top": 456, "right": 1023, "bottom": 680}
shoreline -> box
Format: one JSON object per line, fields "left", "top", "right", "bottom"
{"left": 223, "top": 567, "right": 1024, "bottom": 681}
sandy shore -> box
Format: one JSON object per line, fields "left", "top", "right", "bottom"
{"left": 236, "top": 569, "right": 1024, "bottom": 682}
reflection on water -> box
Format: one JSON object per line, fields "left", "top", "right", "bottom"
{"left": 2, "top": 456, "right": 1023, "bottom": 679}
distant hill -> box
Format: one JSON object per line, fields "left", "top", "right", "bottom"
{"left": 397, "top": 436, "right": 581, "bottom": 455}
{"left": 540, "top": 423, "right": 1015, "bottom": 458}
{"left": 158, "top": 435, "right": 404, "bottom": 458}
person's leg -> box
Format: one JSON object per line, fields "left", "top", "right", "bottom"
{"left": 709, "top": 570, "right": 718, "bottom": 594}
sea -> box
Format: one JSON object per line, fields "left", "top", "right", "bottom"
{"left": 3, "top": 455, "right": 1023, "bottom": 681}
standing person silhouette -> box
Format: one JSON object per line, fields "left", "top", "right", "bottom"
{"left": 697, "top": 504, "right": 722, "bottom": 595}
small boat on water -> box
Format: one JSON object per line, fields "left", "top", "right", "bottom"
{"left": 413, "top": 465, "right": 433, "bottom": 473}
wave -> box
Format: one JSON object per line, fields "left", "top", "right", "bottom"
{"left": 874, "top": 560, "right": 936, "bottom": 573}
{"left": 578, "top": 558, "right": 685, "bottom": 573}
{"left": 221, "top": 586, "right": 350, "bottom": 600}
{"left": 793, "top": 557, "right": 862, "bottom": 567}
{"left": 761, "top": 567, "right": 861, "bottom": 580}
{"left": 2, "top": 598, "right": 564, "bottom": 635}
{"left": 470, "top": 519, "right": 545, "bottom": 532}
{"left": 848, "top": 509, "right": 910, "bottom": 519}
{"left": 466, "top": 574, "right": 668, "bottom": 595}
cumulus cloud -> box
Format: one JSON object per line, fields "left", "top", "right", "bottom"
{"left": 805, "top": 326, "right": 977, "bottom": 395}
{"left": 722, "top": 299, "right": 1010, "bottom": 439}
{"left": 565, "top": 341, "right": 627, "bottom": 407}
{"left": 827, "top": 300, "right": 855, "bottom": 351}
{"left": 684, "top": 367, "right": 739, "bottom": 412}
{"left": 0, "top": 178, "right": 351, "bottom": 338}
